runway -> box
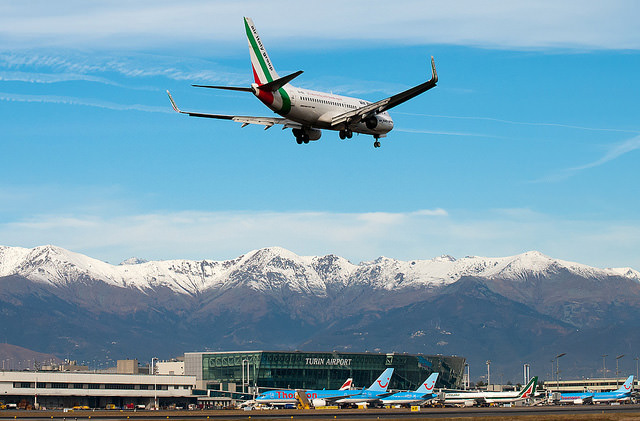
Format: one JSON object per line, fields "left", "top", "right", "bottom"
{"left": 2, "top": 405, "right": 640, "bottom": 420}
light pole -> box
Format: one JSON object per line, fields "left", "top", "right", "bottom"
{"left": 616, "top": 354, "right": 625, "bottom": 387}
{"left": 523, "top": 364, "right": 530, "bottom": 385}
{"left": 241, "top": 359, "right": 248, "bottom": 394}
{"left": 463, "top": 363, "right": 470, "bottom": 390}
{"left": 555, "top": 353, "right": 566, "bottom": 385}
{"left": 151, "top": 357, "right": 158, "bottom": 410}
{"left": 486, "top": 360, "right": 491, "bottom": 388}
{"left": 602, "top": 354, "right": 608, "bottom": 378}
{"left": 634, "top": 357, "right": 639, "bottom": 385}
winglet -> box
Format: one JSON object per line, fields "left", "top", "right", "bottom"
{"left": 166, "top": 90, "right": 182, "bottom": 113}
{"left": 430, "top": 56, "right": 438, "bottom": 84}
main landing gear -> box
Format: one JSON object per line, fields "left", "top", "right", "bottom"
{"left": 339, "top": 129, "right": 353, "bottom": 140}
{"left": 373, "top": 136, "right": 381, "bottom": 148}
{"left": 293, "top": 129, "right": 310, "bottom": 144}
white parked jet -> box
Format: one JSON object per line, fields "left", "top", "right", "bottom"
{"left": 167, "top": 17, "right": 438, "bottom": 148}
{"left": 441, "top": 377, "right": 538, "bottom": 407}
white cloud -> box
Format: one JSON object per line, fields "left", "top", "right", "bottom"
{"left": 1, "top": 207, "right": 638, "bottom": 270}
{"left": 0, "top": 0, "right": 638, "bottom": 50}
{"left": 0, "top": 91, "right": 171, "bottom": 113}
{"left": 535, "top": 134, "right": 640, "bottom": 182}
{"left": 568, "top": 134, "right": 640, "bottom": 171}
{"left": 0, "top": 52, "right": 249, "bottom": 86}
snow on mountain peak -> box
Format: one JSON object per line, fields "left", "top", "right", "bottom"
{"left": 0, "top": 245, "right": 638, "bottom": 295}
{"left": 609, "top": 267, "right": 640, "bottom": 282}
{"left": 120, "top": 257, "right": 148, "bottom": 265}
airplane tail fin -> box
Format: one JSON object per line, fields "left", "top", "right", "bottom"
{"left": 339, "top": 378, "right": 353, "bottom": 390}
{"left": 367, "top": 368, "right": 394, "bottom": 392}
{"left": 616, "top": 375, "right": 634, "bottom": 392}
{"left": 244, "top": 17, "right": 280, "bottom": 85}
{"left": 415, "top": 372, "right": 439, "bottom": 393}
{"left": 517, "top": 376, "right": 538, "bottom": 399}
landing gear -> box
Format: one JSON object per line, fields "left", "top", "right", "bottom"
{"left": 373, "top": 136, "right": 381, "bottom": 148}
{"left": 339, "top": 129, "right": 353, "bottom": 140}
{"left": 293, "top": 129, "right": 310, "bottom": 145}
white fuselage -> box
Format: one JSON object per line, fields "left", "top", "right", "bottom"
{"left": 264, "top": 84, "right": 394, "bottom": 136}
{"left": 443, "top": 390, "right": 525, "bottom": 405}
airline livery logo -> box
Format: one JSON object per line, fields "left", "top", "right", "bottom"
{"left": 377, "top": 378, "right": 389, "bottom": 388}
{"left": 624, "top": 384, "right": 631, "bottom": 390}
{"left": 425, "top": 380, "right": 436, "bottom": 391}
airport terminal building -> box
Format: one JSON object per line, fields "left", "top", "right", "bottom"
{"left": 185, "top": 351, "right": 465, "bottom": 394}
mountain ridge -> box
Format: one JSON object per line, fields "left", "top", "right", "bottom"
{"left": 1, "top": 244, "right": 639, "bottom": 381}
{"left": 1, "top": 245, "right": 636, "bottom": 296}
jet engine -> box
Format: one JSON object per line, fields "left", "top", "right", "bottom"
{"left": 305, "top": 128, "right": 322, "bottom": 140}
{"left": 365, "top": 115, "right": 379, "bottom": 129}
{"left": 311, "top": 398, "right": 327, "bottom": 407}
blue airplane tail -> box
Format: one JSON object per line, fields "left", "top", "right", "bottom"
{"left": 367, "top": 368, "right": 394, "bottom": 392}
{"left": 615, "top": 375, "right": 634, "bottom": 393}
{"left": 415, "top": 372, "right": 439, "bottom": 393}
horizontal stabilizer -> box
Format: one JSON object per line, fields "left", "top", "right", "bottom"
{"left": 257, "top": 70, "right": 303, "bottom": 92}
{"left": 192, "top": 85, "right": 254, "bottom": 92}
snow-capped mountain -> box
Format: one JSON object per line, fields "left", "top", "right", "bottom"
{"left": 1, "top": 245, "right": 636, "bottom": 296}
{"left": 1, "top": 244, "right": 639, "bottom": 381}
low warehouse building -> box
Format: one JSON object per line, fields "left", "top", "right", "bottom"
{"left": 0, "top": 370, "right": 196, "bottom": 409}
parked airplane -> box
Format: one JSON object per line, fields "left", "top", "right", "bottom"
{"left": 593, "top": 375, "right": 635, "bottom": 403}
{"left": 167, "top": 17, "right": 438, "bottom": 148}
{"left": 333, "top": 368, "right": 395, "bottom": 406}
{"left": 557, "top": 376, "right": 635, "bottom": 405}
{"left": 379, "top": 372, "right": 439, "bottom": 406}
{"left": 338, "top": 378, "right": 354, "bottom": 390}
{"left": 441, "top": 377, "right": 538, "bottom": 406}
{"left": 254, "top": 373, "right": 385, "bottom": 407}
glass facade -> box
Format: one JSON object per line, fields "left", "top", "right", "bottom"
{"left": 196, "top": 351, "right": 465, "bottom": 391}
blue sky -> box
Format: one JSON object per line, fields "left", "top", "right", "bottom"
{"left": 1, "top": 1, "right": 639, "bottom": 268}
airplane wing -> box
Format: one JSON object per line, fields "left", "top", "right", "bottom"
{"left": 331, "top": 56, "right": 438, "bottom": 128}
{"left": 167, "top": 91, "right": 302, "bottom": 130}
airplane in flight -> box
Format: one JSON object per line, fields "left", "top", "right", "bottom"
{"left": 379, "top": 372, "right": 439, "bottom": 406}
{"left": 440, "top": 376, "right": 538, "bottom": 406}
{"left": 167, "top": 17, "right": 438, "bottom": 148}
{"left": 557, "top": 375, "right": 634, "bottom": 404}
